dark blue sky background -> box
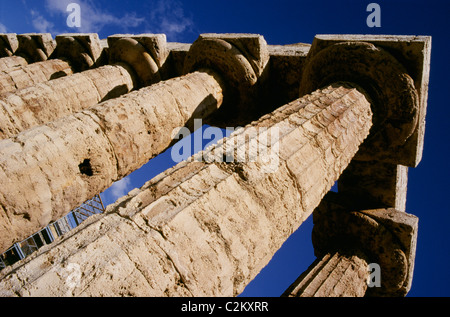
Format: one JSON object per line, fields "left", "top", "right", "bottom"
{"left": 1, "top": 0, "right": 449, "bottom": 297}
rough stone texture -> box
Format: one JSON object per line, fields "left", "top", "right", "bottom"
{"left": 0, "top": 56, "right": 28, "bottom": 72}
{"left": 0, "top": 34, "right": 173, "bottom": 139}
{"left": 0, "top": 59, "right": 73, "bottom": 95}
{"left": 307, "top": 35, "right": 431, "bottom": 166}
{"left": 0, "top": 70, "right": 223, "bottom": 253}
{"left": 279, "top": 34, "right": 430, "bottom": 298}
{"left": 282, "top": 252, "right": 369, "bottom": 297}
{"left": 311, "top": 196, "right": 419, "bottom": 296}
{"left": 0, "top": 84, "right": 372, "bottom": 296}
{"left": 0, "top": 64, "right": 134, "bottom": 139}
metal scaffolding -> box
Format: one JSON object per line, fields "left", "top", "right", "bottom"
{"left": 0, "top": 194, "right": 105, "bottom": 270}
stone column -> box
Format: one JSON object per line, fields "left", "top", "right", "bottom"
{"left": 283, "top": 35, "right": 430, "bottom": 297}
{"left": 0, "top": 33, "right": 269, "bottom": 253}
{"left": 0, "top": 64, "right": 134, "bottom": 139}
{"left": 0, "top": 56, "right": 27, "bottom": 72}
{"left": 182, "top": 33, "right": 270, "bottom": 126}
{"left": 0, "top": 34, "right": 166, "bottom": 139}
{"left": 0, "top": 84, "right": 373, "bottom": 296}
{"left": 0, "top": 34, "right": 105, "bottom": 95}
{"left": 282, "top": 251, "right": 370, "bottom": 297}
{"left": 297, "top": 197, "right": 418, "bottom": 297}
{"left": 0, "top": 70, "right": 224, "bottom": 253}
{"left": 283, "top": 203, "right": 418, "bottom": 297}
{"left": 0, "top": 59, "right": 73, "bottom": 95}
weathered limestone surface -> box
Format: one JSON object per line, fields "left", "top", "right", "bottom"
{"left": 0, "top": 84, "right": 372, "bottom": 296}
{"left": 284, "top": 203, "right": 418, "bottom": 297}
{"left": 282, "top": 252, "right": 369, "bottom": 297}
{"left": 0, "top": 59, "right": 73, "bottom": 95}
{"left": 278, "top": 36, "right": 429, "bottom": 297}
{"left": 134, "top": 40, "right": 312, "bottom": 122}
{"left": 0, "top": 56, "right": 28, "bottom": 72}
{"left": 0, "top": 70, "right": 223, "bottom": 253}
{"left": 0, "top": 64, "right": 134, "bottom": 139}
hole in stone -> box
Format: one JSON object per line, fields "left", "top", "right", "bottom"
{"left": 49, "top": 70, "right": 69, "bottom": 80}
{"left": 79, "top": 159, "right": 93, "bottom": 176}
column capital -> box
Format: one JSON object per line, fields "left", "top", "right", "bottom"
{"left": 0, "top": 33, "right": 19, "bottom": 57}
{"left": 182, "top": 33, "right": 270, "bottom": 124}
{"left": 107, "top": 34, "right": 168, "bottom": 87}
{"left": 312, "top": 193, "right": 418, "bottom": 296}
{"left": 16, "top": 33, "right": 56, "bottom": 62}
{"left": 300, "top": 34, "right": 431, "bottom": 167}
{"left": 52, "top": 33, "right": 105, "bottom": 72}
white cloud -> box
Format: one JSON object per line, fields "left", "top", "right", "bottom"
{"left": 39, "top": 0, "right": 193, "bottom": 40}
{"left": 0, "top": 23, "right": 7, "bottom": 33}
{"left": 30, "top": 10, "right": 55, "bottom": 33}
{"left": 44, "top": 0, "right": 145, "bottom": 33}
{"left": 25, "top": 0, "right": 194, "bottom": 41}
{"left": 108, "top": 177, "right": 133, "bottom": 201}
{"left": 146, "top": 0, "right": 194, "bottom": 40}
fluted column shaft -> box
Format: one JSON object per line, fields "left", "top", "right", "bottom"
{"left": 0, "top": 63, "right": 134, "bottom": 139}
{"left": 282, "top": 252, "right": 369, "bottom": 297}
{"left": 0, "top": 84, "right": 372, "bottom": 296}
{"left": 0, "top": 70, "right": 223, "bottom": 253}
{"left": 0, "top": 59, "right": 73, "bottom": 95}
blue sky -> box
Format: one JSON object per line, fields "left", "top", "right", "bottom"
{"left": 1, "top": 0, "right": 449, "bottom": 297}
